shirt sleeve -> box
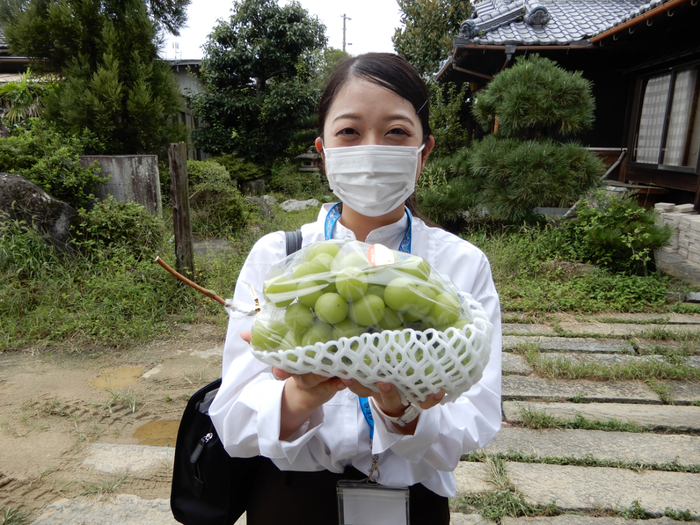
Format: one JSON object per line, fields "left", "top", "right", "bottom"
{"left": 369, "top": 236, "right": 502, "bottom": 472}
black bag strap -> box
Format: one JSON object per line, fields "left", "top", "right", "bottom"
{"left": 285, "top": 229, "right": 303, "bottom": 256}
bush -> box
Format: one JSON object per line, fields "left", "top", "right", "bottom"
{"left": 468, "top": 136, "right": 605, "bottom": 222}
{"left": 187, "top": 159, "right": 249, "bottom": 237}
{"left": 71, "top": 197, "right": 165, "bottom": 260}
{"left": 268, "top": 159, "right": 327, "bottom": 199}
{"left": 0, "top": 118, "right": 106, "bottom": 209}
{"left": 0, "top": 213, "right": 62, "bottom": 279}
{"left": 428, "top": 81, "right": 470, "bottom": 158}
{"left": 209, "top": 153, "right": 264, "bottom": 183}
{"left": 564, "top": 190, "right": 673, "bottom": 275}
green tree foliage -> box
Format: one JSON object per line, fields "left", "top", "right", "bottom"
{"left": 472, "top": 54, "right": 595, "bottom": 140}
{"left": 145, "top": 0, "right": 191, "bottom": 35}
{"left": 393, "top": 0, "right": 471, "bottom": 76}
{"left": 428, "top": 80, "right": 470, "bottom": 158}
{"left": 312, "top": 47, "right": 350, "bottom": 92}
{"left": 190, "top": 0, "right": 326, "bottom": 164}
{"left": 0, "top": 0, "right": 184, "bottom": 155}
{"left": 467, "top": 55, "right": 604, "bottom": 222}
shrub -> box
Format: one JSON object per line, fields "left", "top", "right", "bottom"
{"left": 0, "top": 213, "right": 62, "bottom": 279}
{"left": 564, "top": 190, "right": 673, "bottom": 275}
{"left": 468, "top": 136, "right": 605, "bottom": 222}
{"left": 268, "top": 159, "right": 327, "bottom": 199}
{"left": 428, "top": 81, "right": 470, "bottom": 158}
{"left": 0, "top": 118, "right": 106, "bottom": 209}
{"left": 209, "top": 153, "right": 264, "bottom": 183}
{"left": 186, "top": 160, "right": 249, "bottom": 237}
{"left": 71, "top": 197, "right": 165, "bottom": 260}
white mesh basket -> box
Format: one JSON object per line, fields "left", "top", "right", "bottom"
{"left": 251, "top": 292, "right": 493, "bottom": 404}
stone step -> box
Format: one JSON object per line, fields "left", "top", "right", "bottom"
{"left": 483, "top": 427, "right": 700, "bottom": 466}
{"left": 83, "top": 444, "right": 174, "bottom": 474}
{"left": 503, "top": 376, "right": 661, "bottom": 403}
{"left": 503, "top": 323, "right": 700, "bottom": 337}
{"left": 502, "top": 401, "right": 700, "bottom": 432}
{"left": 503, "top": 336, "right": 635, "bottom": 354}
{"left": 505, "top": 462, "right": 700, "bottom": 518}
{"left": 533, "top": 353, "right": 700, "bottom": 370}
{"left": 503, "top": 517, "right": 679, "bottom": 525}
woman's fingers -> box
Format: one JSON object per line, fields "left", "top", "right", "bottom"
{"left": 240, "top": 330, "right": 251, "bottom": 343}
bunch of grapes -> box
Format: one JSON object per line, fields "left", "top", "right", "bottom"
{"left": 250, "top": 241, "right": 469, "bottom": 353}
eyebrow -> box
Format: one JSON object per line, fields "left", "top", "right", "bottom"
{"left": 332, "top": 112, "right": 416, "bottom": 125}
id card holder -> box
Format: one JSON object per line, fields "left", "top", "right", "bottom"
{"left": 337, "top": 479, "right": 410, "bottom": 525}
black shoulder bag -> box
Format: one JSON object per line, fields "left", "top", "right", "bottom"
{"left": 170, "top": 229, "right": 303, "bottom": 525}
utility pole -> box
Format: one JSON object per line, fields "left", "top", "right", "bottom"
{"left": 341, "top": 14, "right": 352, "bottom": 52}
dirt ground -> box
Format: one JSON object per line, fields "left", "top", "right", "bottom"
{"left": 0, "top": 323, "right": 227, "bottom": 516}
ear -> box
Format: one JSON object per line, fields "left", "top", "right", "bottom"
{"left": 420, "top": 136, "right": 435, "bottom": 170}
{"left": 315, "top": 137, "right": 323, "bottom": 154}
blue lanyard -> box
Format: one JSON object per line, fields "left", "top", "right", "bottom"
{"left": 322, "top": 201, "right": 413, "bottom": 437}
{"left": 323, "top": 202, "right": 413, "bottom": 253}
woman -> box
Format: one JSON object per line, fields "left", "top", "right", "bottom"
{"left": 210, "top": 53, "right": 502, "bottom": 524}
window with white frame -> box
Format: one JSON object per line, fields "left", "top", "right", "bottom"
{"left": 633, "top": 65, "right": 700, "bottom": 169}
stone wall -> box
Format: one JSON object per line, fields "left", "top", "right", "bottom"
{"left": 655, "top": 202, "right": 700, "bottom": 266}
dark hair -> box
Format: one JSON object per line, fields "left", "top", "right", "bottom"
{"left": 317, "top": 53, "right": 431, "bottom": 143}
{"left": 317, "top": 53, "right": 438, "bottom": 227}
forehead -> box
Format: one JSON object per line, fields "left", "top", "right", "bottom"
{"left": 326, "top": 77, "right": 418, "bottom": 123}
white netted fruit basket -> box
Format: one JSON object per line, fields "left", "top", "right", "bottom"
{"left": 251, "top": 292, "right": 493, "bottom": 404}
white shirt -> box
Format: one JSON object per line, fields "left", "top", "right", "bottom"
{"left": 210, "top": 203, "right": 502, "bottom": 497}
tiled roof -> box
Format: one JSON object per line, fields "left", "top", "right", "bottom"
{"left": 459, "top": 0, "right": 671, "bottom": 45}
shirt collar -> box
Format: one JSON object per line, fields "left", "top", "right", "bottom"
{"left": 318, "top": 203, "right": 410, "bottom": 251}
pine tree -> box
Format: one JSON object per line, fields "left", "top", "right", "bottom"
{"left": 0, "top": 0, "right": 183, "bottom": 155}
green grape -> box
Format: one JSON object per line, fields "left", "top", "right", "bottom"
{"left": 348, "top": 294, "right": 385, "bottom": 326}
{"left": 377, "top": 306, "right": 403, "bottom": 330}
{"left": 365, "top": 284, "right": 385, "bottom": 300}
{"left": 430, "top": 292, "right": 461, "bottom": 326}
{"left": 405, "top": 284, "right": 437, "bottom": 318}
{"left": 311, "top": 252, "right": 335, "bottom": 272}
{"left": 296, "top": 279, "right": 327, "bottom": 308}
{"left": 293, "top": 260, "right": 327, "bottom": 279}
{"left": 279, "top": 330, "right": 304, "bottom": 350}
{"left": 314, "top": 293, "right": 348, "bottom": 325}
{"left": 250, "top": 320, "right": 287, "bottom": 351}
{"left": 384, "top": 277, "right": 434, "bottom": 314}
{"left": 332, "top": 318, "right": 366, "bottom": 339}
{"left": 395, "top": 255, "right": 431, "bottom": 280}
{"left": 284, "top": 302, "right": 314, "bottom": 332}
{"left": 307, "top": 241, "right": 341, "bottom": 260}
{"left": 263, "top": 275, "right": 297, "bottom": 307}
{"left": 332, "top": 251, "right": 370, "bottom": 271}
{"left": 335, "top": 266, "right": 368, "bottom": 301}
{"left": 302, "top": 320, "right": 334, "bottom": 346}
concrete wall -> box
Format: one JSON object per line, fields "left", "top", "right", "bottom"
{"left": 80, "top": 155, "right": 162, "bottom": 216}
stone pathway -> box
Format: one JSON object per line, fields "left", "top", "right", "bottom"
{"left": 25, "top": 313, "right": 700, "bottom": 524}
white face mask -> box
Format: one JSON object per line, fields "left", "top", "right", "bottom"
{"left": 323, "top": 144, "right": 426, "bottom": 217}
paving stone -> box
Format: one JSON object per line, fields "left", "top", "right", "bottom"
{"left": 659, "top": 380, "right": 700, "bottom": 405}
{"left": 536, "top": 353, "right": 700, "bottom": 369}
{"left": 502, "top": 337, "right": 634, "bottom": 354}
{"left": 502, "top": 401, "right": 700, "bottom": 431}
{"left": 503, "top": 353, "right": 534, "bottom": 375}
{"left": 503, "top": 516, "right": 680, "bottom": 525}
{"left": 581, "top": 313, "right": 700, "bottom": 324}
{"left": 506, "top": 462, "right": 700, "bottom": 517}
{"left": 83, "top": 444, "right": 174, "bottom": 474}
{"left": 483, "top": 427, "right": 700, "bottom": 466}
{"left": 503, "top": 324, "right": 556, "bottom": 336}
{"left": 558, "top": 323, "right": 700, "bottom": 336}
{"left": 502, "top": 376, "right": 661, "bottom": 403}
{"left": 450, "top": 513, "right": 489, "bottom": 525}
{"left": 454, "top": 462, "right": 494, "bottom": 494}
{"left": 31, "top": 495, "right": 179, "bottom": 525}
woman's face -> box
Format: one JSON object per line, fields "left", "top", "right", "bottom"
{"left": 316, "top": 77, "right": 427, "bottom": 153}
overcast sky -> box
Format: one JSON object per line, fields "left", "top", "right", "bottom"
{"left": 161, "top": 0, "right": 403, "bottom": 60}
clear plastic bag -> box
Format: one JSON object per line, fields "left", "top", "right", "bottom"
{"left": 240, "top": 240, "right": 493, "bottom": 404}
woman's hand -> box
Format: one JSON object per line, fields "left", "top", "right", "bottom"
{"left": 342, "top": 378, "right": 445, "bottom": 435}
{"left": 241, "top": 331, "right": 347, "bottom": 439}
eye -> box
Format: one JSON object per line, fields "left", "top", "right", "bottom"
{"left": 387, "top": 128, "right": 409, "bottom": 136}
{"left": 336, "top": 128, "right": 358, "bottom": 136}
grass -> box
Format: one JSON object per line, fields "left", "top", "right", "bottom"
{"left": 0, "top": 507, "right": 30, "bottom": 525}
{"left": 80, "top": 473, "right": 129, "bottom": 496}
{"left": 0, "top": 203, "right": 319, "bottom": 352}
{"left": 461, "top": 451, "right": 700, "bottom": 474}
{"left": 514, "top": 344, "right": 700, "bottom": 383}
{"left": 517, "top": 407, "right": 648, "bottom": 433}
